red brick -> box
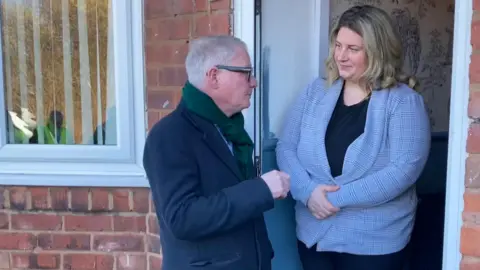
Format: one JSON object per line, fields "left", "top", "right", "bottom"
{"left": 465, "top": 191, "right": 480, "bottom": 212}
{"left": 466, "top": 155, "right": 480, "bottom": 188}
{"left": 148, "top": 111, "right": 161, "bottom": 130}
{"left": 147, "top": 234, "right": 161, "bottom": 254}
{"left": 158, "top": 67, "right": 187, "bottom": 86}
{"left": 0, "top": 213, "right": 8, "bottom": 230}
{"left": 0, "top": 233, "right": 36, "bottom": 250}
{"left": 93, "top": 234, "right": 144, "bottom": 252}
{"left": 10, "top": 253, "right": 29, "bottom": 268}
{"left": 461, "top": 226, "right": 480, "bottom": 257}
{"left": 9, "top": 187, "right": 27, "bottom": 210}
{"left": 70, "top": 188, "right": 89, "bottom": 212}
{"left": 467, "top": 123, "right": 480, "bottom": 153}
{"left": 29, "top": 188, "right": 49, "bottom": 210}
{"left": 470, "top": 54, "right": 480, "bottom": 84}
{"left": 158, "top": 17, "right": 192, "bottom": 41}
{"left": 12, "top": 253, "right": 60, "bottom": 269}
{"left": 149, "top": 254, "right": 162, "bottom": 270}
{"left": 195, "top": 0, "right": 208, "bottom": 11}
{"left": 147, "top": 67, "right": 159, "bottom": 88}
{"left": 11, "top": 214, "right": 62, "bottom": 231}
{"left": 461, "top": 257, "right": 480, "bottom": 270}
{"left": 146, "top": 42, "right": 189, "bottom": 65}
{"left": 148, "top": 214, "right": 159, "bottom": 234}
{"left": 91, "top": 189, "right": 110, "bottom": 211}
{"left": 0, "top": 252, "right": 10, "bottom": 269}
{"left": 469, "top": 91, "right": 480, "bottom": 118}
{"left": 112, "top": 189, "right": 131, "bottom": 212}
{"left": 173, "top": 89, "right": 183, "bottom": 107}
{"left": 148, "top": 90, "right": 175, "bottom": 110}
{"left": 116, "top": 254, "right": 147, "bottom": 270}
{"left": 0, "top": 188, "right": 4, "bottom": 209}
{"left": 36, "top": 253, "right": 60, "bottom": 269}
{"left": 50, "top": 188, "right": 68, "bottom": 211}
{"left": 144, "top": 0, "right": 171, "bottom": 20}
{"left": 194, "top": 13, "right": 231, "bottom": 37}
{"left": 172, "top": 0, "right": 195, "bottom": 14}
{"left": 64, "top": 215, "right": 112, "bottom": 232}
{"left": 211, "top": 0, "right": 231, "bottom": 11}
{"left": 146, "top": 18, "right": 190, "bottom": 43}
{"left": 472, "top": 19, "right": 480, "bottom": 50}
{"left": 37, "top": 233, "right": 90, "bottom": 250}
{"left": 113, "top": 216, "right": 147, "bottom": 232}
{"left": 64, "top": 254, "right": 114, "bottom": 270}
{"left": 475, "top": 0, "right": 480, "bottom": 11}
{"left": 132, "top": 189, "right": 150, "bottom": 213}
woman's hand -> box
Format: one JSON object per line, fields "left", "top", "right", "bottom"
{"left": 307, "top": 185, "right": 340, "bottom": 219}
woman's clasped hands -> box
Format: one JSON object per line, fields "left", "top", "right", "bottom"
{"left": 306, "top": 185, "right": 340, "bottom": 219}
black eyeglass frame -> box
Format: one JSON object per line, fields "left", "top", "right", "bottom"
{"left": 215, "top": 65, "right": 253, "bottom": 81}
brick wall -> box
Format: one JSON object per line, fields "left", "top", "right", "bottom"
{"left": 461, "top": 1, "right": 480, "bottom": 269}
{"left": 0, "top": 0, "right": 232, "bottom": 269}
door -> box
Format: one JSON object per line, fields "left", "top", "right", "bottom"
{"left": 252, "top": 0, "right": 328, "bottom": 269}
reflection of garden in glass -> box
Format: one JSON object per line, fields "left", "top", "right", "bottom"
{"left": 2, "top": 0, "right": 117, "bottom": 145}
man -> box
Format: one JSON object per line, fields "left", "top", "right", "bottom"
{"left": 143, "top": 35, "right": 290, "bottom": 270}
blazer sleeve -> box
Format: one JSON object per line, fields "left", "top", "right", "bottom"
{"left": 143, "top": 126, "right": 274, "bottom": 241}
{"left": 276, "top": 80, "right": 321, "bottom": 206}
{"left": 327, "top": 93, "right": 431, "bottom": 208}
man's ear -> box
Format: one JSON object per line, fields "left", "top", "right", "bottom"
{"left": 206, "top": 67, "right": 219, "bottom": 88}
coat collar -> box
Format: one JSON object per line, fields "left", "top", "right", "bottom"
{"left": 178, "top": 101, "right": 244, "bottom": 181}
{"left": 313, "top": 79, "right": 388, "bottom": 183}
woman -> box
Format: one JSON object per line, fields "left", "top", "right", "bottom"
{"left": 276, "top": 5, "right": 431, "bottom": 270}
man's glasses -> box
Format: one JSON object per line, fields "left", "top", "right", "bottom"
{"left": 216, "top": 65, "right": 253, "bottom": 81}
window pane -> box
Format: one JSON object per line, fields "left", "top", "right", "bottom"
{"left": 1, "top": 0, "right": 116, "bottom": 145}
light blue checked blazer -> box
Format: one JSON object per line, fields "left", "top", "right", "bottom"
{"left": 276, "top": 77, "right": 431, "bottom": 255}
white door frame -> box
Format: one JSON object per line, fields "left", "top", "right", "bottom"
{"left": 234, "top": 1, "right": 471, "bottom": 270}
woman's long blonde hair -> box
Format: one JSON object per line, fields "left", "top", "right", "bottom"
{"left": 325, "top": 5, "right": 417, "bottom": 91}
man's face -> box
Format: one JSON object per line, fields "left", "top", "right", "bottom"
{"left": 207, "top": 48, "right": 257, "bottom": 116}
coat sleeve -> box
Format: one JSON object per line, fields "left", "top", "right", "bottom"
{"left": 276, "top": 79, "right": 323, "bottom": 206}
{"left": 143, "top": 123, "right": 275, "bottom": 241}
{"left": 327, "top": 93, "right": 431, "bottom": 208}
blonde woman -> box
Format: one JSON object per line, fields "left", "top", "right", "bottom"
{"left": 276, "top": 5, "right": 431, "bottom": 270}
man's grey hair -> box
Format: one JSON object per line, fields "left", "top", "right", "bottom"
{"left": 185, "top": 35, "right": 248, "bottom": 87}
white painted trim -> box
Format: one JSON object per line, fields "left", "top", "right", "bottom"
{"left": 442, "top": 0, "right": 472, "bottom": 269}
{"left": 234, "top": 0, "right": 256, "bottom": 140}
{"left": 0, "top": 0, "right": 147, "bottom": 187}
{"left": 311, "top": 0, "right": 329, "bottom": 78}
{"left": 235, "top": 0, "right": 326, "bottom": 143}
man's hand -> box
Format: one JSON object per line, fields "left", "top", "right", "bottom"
{"left": 261, "top": 170, "right": 290, "bottom": 199}
{"left": 307, "top": 185, "right": 340, "bottom": 219}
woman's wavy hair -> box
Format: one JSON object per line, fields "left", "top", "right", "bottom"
{"left": 325, "top": 5, "right": 417, "bottom": 91}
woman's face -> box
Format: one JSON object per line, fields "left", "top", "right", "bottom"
{"left": 334, "top": 27, "right": 367, "bottom": 82}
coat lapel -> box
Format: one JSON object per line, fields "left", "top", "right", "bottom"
{"left": 312, "top": 79, "right": 343, "bottom": 178}
{"left": 181, "top": 105, "right": 244, "bottom": 181}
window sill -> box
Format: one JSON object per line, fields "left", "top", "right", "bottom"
{"left": 0, "top": 162, "right": 148, "bottom": 187}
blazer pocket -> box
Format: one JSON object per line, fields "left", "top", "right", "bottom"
{"left": 189, "top": 252, "right": 241, "bottom": 267}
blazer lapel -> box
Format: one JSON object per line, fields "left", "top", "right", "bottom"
{"left": 313, "top": 79, "right": 344, "bottom": 178}
{"left": 181, "top": 107, "right": 244, "bottom": 181}
{"left": 335, "top": 88, "right": 388, "bottom": 184}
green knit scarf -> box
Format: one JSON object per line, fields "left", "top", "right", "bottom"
{"left": 182, "top": 81, "right": 254, "bottom": 180}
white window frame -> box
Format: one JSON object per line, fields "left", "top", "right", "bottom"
{"left": 0, "top": 0, "right": 148, "bottom": 187}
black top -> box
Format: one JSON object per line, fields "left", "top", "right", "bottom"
{"left": 325, "top": 89, "right": 370, "bottom": 177}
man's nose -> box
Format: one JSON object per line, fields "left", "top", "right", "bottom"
{"left": 250, "top": 76, "right": 258, "bottom": 88}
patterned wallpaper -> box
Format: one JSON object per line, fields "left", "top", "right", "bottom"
{"left": 330, "top": 0, "right": 454, "bottom": 132}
